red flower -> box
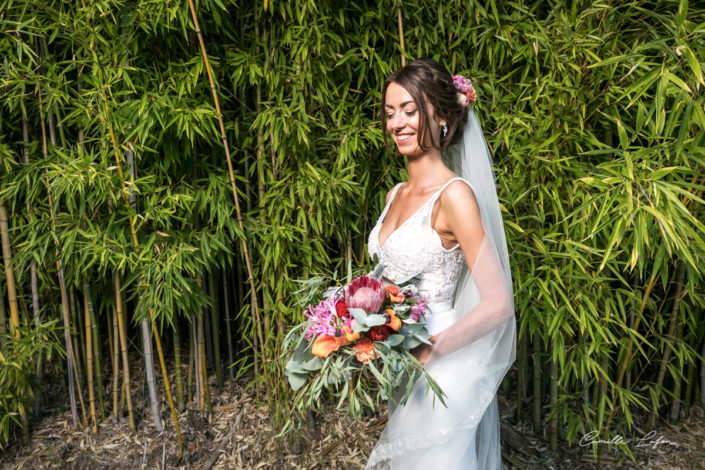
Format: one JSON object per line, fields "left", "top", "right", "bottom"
{"left": 335, "top": 300, "right": 348, "bottom": 318}
{"left": 369, "top": 325, "right": 390, "bottom": 342}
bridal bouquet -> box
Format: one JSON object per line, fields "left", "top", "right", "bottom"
{"left": 281, "top": 272, "right": 446, "bottom": 425}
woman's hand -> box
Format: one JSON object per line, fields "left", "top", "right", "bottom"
{"left": 411, "top": 335, "right": 438, "bottom": 366}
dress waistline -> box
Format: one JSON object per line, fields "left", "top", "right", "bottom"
{"left": 423, "top": 301, "right": 457, "bottom": 336}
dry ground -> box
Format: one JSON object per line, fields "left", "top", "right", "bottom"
{"left": 2, "top": 369, "right": 705, "bottom": 469}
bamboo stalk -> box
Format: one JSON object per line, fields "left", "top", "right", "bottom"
{"left": 549, "top": 350, "right": 558, "bottom": 450}
{"left": 0, "top": 291, "right": 6, "bottom": 343}
{"left": 114, "top": 272, "right": 135, "bottom": 431}
{"left": 173, "top": 320, "right": 185, "bottom": 411}
{"left": 626, "top": 277, "right": 637, "bottom": 391}
{"left": 151, "top": 320, "right": 182, "bottom": 455}
{"left": 517, "top": 327, "right": 527, "bottom": 421}
{"left": 669, "top": 323, "right": 684, "bottom": 423}
{"left": 701, "top": 339, "right": 705, "bottom": 407}
{"left": 193, "top": 320, "right": 200, "bottom": 408}
{"left": 58, "top": 262, "right": 79, "bottom": 427}
{"left": 111, "top": 305, "right": 120, "bottom": 418}
{"left": 683, "top": 325, "right": 699, "bottom": 417}
{"left": 532, "top": 332, "right": 542, "bottom": 433}
{"left": 106, "top": 298, "right": 115, "bottom": 376}
{"left": 203, "top": 280, "right": 214, "bottom": 372}
{"left": 70, "top": 289, "right": 84, "bottom": 386}
{"left": 0, "top": 201, "right": 28, "bottom": 441}
{"left": 187, "top": 0, "right": 264, "bottom": 370}
{"left": 0, "top": 203, "right": 20, "bottom": 339}
{"left": 84, "top": 284, "right": 98, "bottom": 433}
{"left": 397, "top": 0, "right": 406, "bottom": 67}
{"left": 187, "top": 320, "right": 194, "bottom": 403}
{"left": 141, "top": 318, "right": 163, "bottom": 431}
{"left": 222, "top": 270, "right": 234, "bottom": 380}
{"left": 197, "top": 316, "right": 205, "bottom": 411}
{"left": 203, "top": 336, "right": 212, "bottom": 414}
{"left": 89, "top": 302, "right": 105, "bottom": 420}
{"left": 234, "top": 262, "right": 244, "bottom": 357}
{"left": 684, "top": 358, "right": 695, "bottom": 416}
{"left": 123, "top": 141, "right": 162, "bottom": 433}
{"left": 66, "top": 289, "right": 88, "bottom": 425}
{"left": 252, "top": 16, "right": 265, "bottom": 380}
{"left": 209, "top": 272, "right": 222, "bottom": 389}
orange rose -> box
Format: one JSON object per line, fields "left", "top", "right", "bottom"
{"left": 385, "top": 285, "right": 405, "bottom": 303}
{"left": 353, "top": 337, "right": 378, "bottom": 364}
{"left": 311, "top": 335, "right": 350, "bottom": 358}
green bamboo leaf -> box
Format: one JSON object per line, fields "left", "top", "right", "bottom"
{"left": 650, "top": 166, "right": 679, "bottom": 180}
{"left": 616, "top": 119, "right": 629, "bottom": 149}
{"left": 679, "top": 44, "right": 704, "bottom": 86}
{"left": 662, "top": 71, "right": 692, "bottom": 93}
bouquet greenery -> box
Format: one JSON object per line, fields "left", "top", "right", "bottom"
{"left": 281, "top": 271, "right": 446, "bottom": 429}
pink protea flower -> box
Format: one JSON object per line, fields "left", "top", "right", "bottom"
{"left": 344, "top": 275, "right": 386, "bottom": 314}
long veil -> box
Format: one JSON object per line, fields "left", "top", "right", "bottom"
{"left": 434, "top": 105, "right": 516, "bottom": 360}
{"left": 428, "top": 105, "right": 517, "bottom": 467}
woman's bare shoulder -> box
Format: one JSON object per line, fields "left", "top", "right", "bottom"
{"left": 440, "top": 178, "right": 479, "bottom": 211}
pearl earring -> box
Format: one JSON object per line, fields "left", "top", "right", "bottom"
{"left": 442, "top": 122, "right": 448, "bottom": 138}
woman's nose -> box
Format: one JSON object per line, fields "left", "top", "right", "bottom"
{"left": 390, "top": 112, "right": 404, "bottom": 129}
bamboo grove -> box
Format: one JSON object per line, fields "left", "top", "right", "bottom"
{"left": 0, "top": 0, "right": 704, "bottom": 462}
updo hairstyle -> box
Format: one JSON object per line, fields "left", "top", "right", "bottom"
{"left": 381, "top": 58, "right": 469, "bottom": 154}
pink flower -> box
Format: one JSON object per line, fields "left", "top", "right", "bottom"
{"left": 410, "top": 300, "right": 426, "bottom": 322}
{"left": 452, "top": 75, "right": 477, "bottom": 107}
{"left": 303, "top": 297, "right": 340, "bottom": 341}
{"left": 344, "top": 275, "right": 386, "bottom": 314}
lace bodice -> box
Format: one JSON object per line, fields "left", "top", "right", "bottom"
{"left": 367, "top": 177, "right": 472, "bottom": 304}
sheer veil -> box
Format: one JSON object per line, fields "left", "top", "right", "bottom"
{"left": 435, "top": 105, "right": 516, "bottom": 362}
{"left": 425, "top": 105, "right": 517, "bottom": 467}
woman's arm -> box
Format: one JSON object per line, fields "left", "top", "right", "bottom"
{"left": 415, "top": 180, "right": 514, "bottom": 364}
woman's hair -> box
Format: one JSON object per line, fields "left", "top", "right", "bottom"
{"left": 381, "top": 58, "right": 468, "bottom": 154}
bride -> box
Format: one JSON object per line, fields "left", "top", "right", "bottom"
{"left": 365, "top": 59, "right": 517, "bottom": 469}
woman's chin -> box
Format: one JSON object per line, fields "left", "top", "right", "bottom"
{"left": 397, "top": 146, "right": 421, "bottom": 157}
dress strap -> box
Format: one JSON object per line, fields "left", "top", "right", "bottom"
{"left": 422, "top": 177, "right": 476, "bottom": 222}
{"left": 377, "top": 182, "right": 404, "bottom": 223}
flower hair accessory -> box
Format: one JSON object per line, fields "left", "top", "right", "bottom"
{"left": 452, "top": 75, "right": 477, "bottom": 107}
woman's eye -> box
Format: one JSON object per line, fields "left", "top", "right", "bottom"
{"left": 386, "top": 114, "right": 394, "bottom": 119}
{"left": 405, "top": 110, "right": 417, "bottom": 116}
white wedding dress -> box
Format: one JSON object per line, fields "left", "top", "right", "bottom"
{"left": 365, "top": 176, "right": 512, "bottom": 470}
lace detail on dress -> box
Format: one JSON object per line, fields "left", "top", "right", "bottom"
{"left": 365, "top": 385, "right": 497, "bottom": 469}
{"left": 367, "top": 178, "right": 472, "bottom": 304}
